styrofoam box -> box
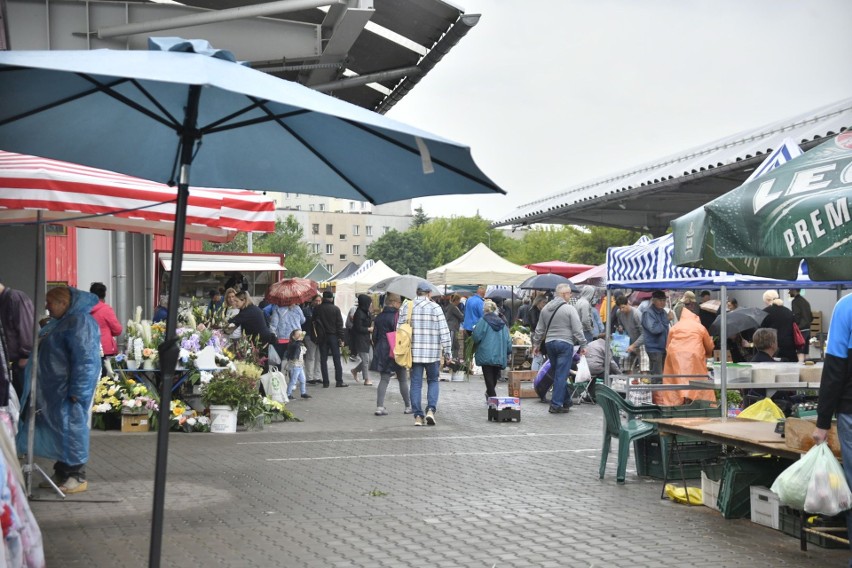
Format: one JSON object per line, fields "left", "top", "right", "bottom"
{"left": 701, "top": 472, "right": 721, "bottom": 511}
{"left": 750, "top": 486, "right": 780, "bottom": 530}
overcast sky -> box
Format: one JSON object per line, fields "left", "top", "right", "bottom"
{"left": 387, "top": 0, "right": 852, "bottom": 223}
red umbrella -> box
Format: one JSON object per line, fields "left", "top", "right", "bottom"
{"left": 265, "top": 278, "right": 318, "bottom": 307}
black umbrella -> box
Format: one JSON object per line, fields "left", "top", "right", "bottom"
{"left": 519, "top": 273, "right": 579, "bottom": 292}
{"left": 709, "top": 307, "right": 767, "bottom": 336}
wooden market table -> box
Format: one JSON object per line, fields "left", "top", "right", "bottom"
{"left": 646, "top": 416, "right": 848, "bottom": 551}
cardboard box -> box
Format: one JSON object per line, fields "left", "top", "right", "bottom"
{"left": 488, "top": 397, "right": 520, "bottom": 410}
{"left": 121, "top": 413, "right": 150, "bottom": 433}
{"left": 519, "top": 385, "right": 539, "bottom": 398}
{"left": 507, "top": 370, "right": 536, "bottom": 381}
{"left": 750, "top": 486, "right": 780, "bottom": 530}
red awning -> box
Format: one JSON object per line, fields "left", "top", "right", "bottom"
{"left": 524, "top": 260, "right": 595, "bottom": 278}
{"left": 0, "top": 151, "right": 275, "bottom": 242}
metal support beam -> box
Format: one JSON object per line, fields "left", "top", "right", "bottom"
{"left": 376, "top": 13, "right": 480, "bottom": 114}
{"left": 312, "top": 66, "right": 420, "bottom": 92}
{"left": 98, "top": 0, "right": 337, "bottom": 39}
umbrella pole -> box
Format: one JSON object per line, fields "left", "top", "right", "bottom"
{"left": 604, "top": 288, "right": 612, "bottom": 386}
{"left": 149, "top": 85, "right": 201, "bottom": 568}
{"left": 720, "top": 286, "right": 728, "bottom": 420}
{"left": 24, "top": 213, "right": 61, "bottom": 497}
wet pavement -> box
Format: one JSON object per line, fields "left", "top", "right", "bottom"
{"left": 28, "top": 363, "right": 847, "bottom": 567}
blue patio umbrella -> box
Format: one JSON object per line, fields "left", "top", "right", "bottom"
{"left": 0, "top": 38, "right": 504, "bottom": 567}
{"left": 519, "top": 273, "right": 579, "bottom": 292}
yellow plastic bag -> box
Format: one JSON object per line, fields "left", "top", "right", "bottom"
{"left": 737, "top": 397, "right": 784, "bottom": 422}
{"left": 664, "top": 484, "right": 703, "bottom": 505}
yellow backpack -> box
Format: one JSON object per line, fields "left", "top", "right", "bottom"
{"left": 394, "top": 300, "right": 413, "bottom": 369}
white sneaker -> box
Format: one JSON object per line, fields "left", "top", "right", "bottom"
{"left": 414, "top": 416, "right": 423, "bottom": 426}
{"left": 403, "top": 407, "right": 413, "bottom": 414}
{"left": 374, "top": 407, "right": 388, "bottom": 416}
{"left": 425, "top": 409, "right": 436, "bottom": 426}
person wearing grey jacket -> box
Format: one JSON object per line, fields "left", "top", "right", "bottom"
{"left": 532, "top": 283, "right": 586, "bottom": 414}
{"left": 575, "top": 285, "right": 596, "bottom": 343}
{"left": 615, "top": 295, "right": 644, "bottom": 372}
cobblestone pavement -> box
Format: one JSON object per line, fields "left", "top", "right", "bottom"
{"left": 29, "top": 364, "right": 847, "bottom": 567}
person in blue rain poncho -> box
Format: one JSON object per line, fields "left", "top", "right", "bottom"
{"left": 16, "top": 286, "right": 100, "bottom": 494}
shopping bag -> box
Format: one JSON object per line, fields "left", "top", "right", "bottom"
{"left": 267, "top": 344, "right": 282, "bottom": 367}
{"left": 260, "top": 366, "right": 289, "bottom": 404}
{"left": 804, "top": 444, "right": 852, "bottom": 516}
{"left": 664, "top": 484, "right": 703, "bottom": 505}
{"left": 737, "top": 397, "right": 784, "bottom": 422}
{"left": 575, "top": 355, "right": 592, "bottom": 383}
{"left": 792, "top": 323, "right": 805, "bottom": 349}
{"left": 771, "top": 443, "right": 822, "bottom": 511}
{"left": 386, "top": 331, "right": 397, "bottom": 359}
{"left": 611, "top": 333, "right": 630, "bottom": 357}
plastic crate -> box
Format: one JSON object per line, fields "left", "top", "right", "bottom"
{"left": 658, "top": 400, "right": 723, "bottom": 418}
{"left": 634, "top": 435, "right": 724, "bottom": 479}
{"left": 779, "top": 505, "right": 847, "bottom": 549}
{"left": 750, "top": 486, "right": 780, "bottom": 530}
{"left": 717, "top": 457, "right": 792, "bottom": 519}
{"left": 701, "top": 462, "right": 726, "bottom": 510}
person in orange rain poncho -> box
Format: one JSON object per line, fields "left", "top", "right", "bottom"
{"left": 653, "top": 308, "right": 717, "bottom": 406}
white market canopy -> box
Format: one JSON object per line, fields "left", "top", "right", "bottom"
{"left": 427, "top": 242, "right": 535, "bottom": 286}
{"left": 333, "top": 260, "right": 400, "bottom": 315}
{"left": 159, "top": 252, "right": 285, "bottom": 273}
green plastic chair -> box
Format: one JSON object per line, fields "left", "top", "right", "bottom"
{"left": 595, "top": 384, "right": 659, "bottom": 483}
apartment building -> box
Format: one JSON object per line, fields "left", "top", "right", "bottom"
{"left": 274, "top": 194, "right": 413, "bottom": 275}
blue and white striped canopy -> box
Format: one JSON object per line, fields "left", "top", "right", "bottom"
{"left": 606, "top": 234, "right": 837, "bottom": 290}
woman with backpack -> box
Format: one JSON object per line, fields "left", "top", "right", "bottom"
{"left": 369, "top": 294, "right": 412, "bottom": 416}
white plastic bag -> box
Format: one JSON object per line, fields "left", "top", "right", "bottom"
{"left": 260, "top": 366, "right": 289, "bottom": 404}
{"left": 771, "top": 444, "right": 821, "bottom": 511}
{"left": 575, "top": 355, "right": 592, "bottom": 383}
{"left": 804, "top": 444, "right": 852, "bottom": 516}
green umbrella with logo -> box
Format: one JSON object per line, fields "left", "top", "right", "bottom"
{"left": 672, "top": 133, "right": 852, "bottom": 281}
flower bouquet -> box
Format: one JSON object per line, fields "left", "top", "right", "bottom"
{"left": 165, "top": 399, "right": 211, "bottom": 433}
{"left": 91, "top": 372, "right": 159, "bottom": 430}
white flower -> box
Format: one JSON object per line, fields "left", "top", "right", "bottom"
{"left": 199, "top": 371, "right": 213, "bottom": 385}
{"left": 133, "top": 338, "right": 143, "bottom": 362}
{"left": 187, "top": 417, "right": 197, "bottom": 426}
{"left": 197, "top": 416, "right": 210, "bottom": 425}
{"left": 141, "top": 321, "right": 152, "bottom": 346}
{"left": 134, "top": 306, "right": 142, "bottom": 324}
{"left": 93, "top": 402, "right": 113, "bottom": 413}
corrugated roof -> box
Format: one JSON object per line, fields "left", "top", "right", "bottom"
{"left": 495, "top": 97, "right": 852, "bottom": 232}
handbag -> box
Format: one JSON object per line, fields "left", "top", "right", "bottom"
{"left": 386, "top": 309, "right": 400, "bottom": 360}
{"left": 539, "top": 304, "right": 567, "bottom": 357}
{"left": 792, "top": 322, "right": 805, "bottom": 349}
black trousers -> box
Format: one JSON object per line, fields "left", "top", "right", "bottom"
{"left": 318, "top": 336, "right": 343, "bottom": 386}
{"left": 482, "top": 365, "right": 501, "bottom": 399}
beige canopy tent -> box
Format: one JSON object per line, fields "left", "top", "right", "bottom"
{"left": 333, "top": 260, "right": 400, "bottom": 316}
{"left": 427, "top": 243, "right": 535, "bottom": 286}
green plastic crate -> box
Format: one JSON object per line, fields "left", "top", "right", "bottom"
{"left": 779, "top": 505, "right": 847, "bottom": 549}
{"left": 717, "top": 457, "right": 792, "bottom": 519}
{"left": 634, "top": 435, "right": 724, "bottom": 479}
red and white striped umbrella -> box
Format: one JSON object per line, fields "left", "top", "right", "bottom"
{"left": 0, "top": 151, "right": 275, "bottom": 241}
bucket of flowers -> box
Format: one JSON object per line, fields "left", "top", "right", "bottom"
{"left": 91, "top": 371, "right": 159, "bottom": 430}
{"left": 200, "top": 360, "right": 264, "bottom": 433}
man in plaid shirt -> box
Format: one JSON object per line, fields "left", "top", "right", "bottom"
{"left": 398, "top": 283, "right": 452, "bottom": 426}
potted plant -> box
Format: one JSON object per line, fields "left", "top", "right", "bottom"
{"left": 200, "top": 361, "right": 264, "bottom": 433}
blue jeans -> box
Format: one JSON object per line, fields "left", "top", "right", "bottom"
{"left": 409, "top": 361, "right": 440, "bottom": 418}
{"left": 837, "top": 414, "right": 852, "bottom": 564}
{"left": 545, "top": 340, "right": 573, "bottom": 409}
{"left": 287, "top": 366, "right": 306, "bottom": 396}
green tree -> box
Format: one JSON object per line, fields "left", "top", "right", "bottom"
{"left": 419, "top": 215, "right": 516, "bottom": 266}
{"left": 565, "top": 226, "right": 644, "bottom": 265}
{"left": 205, "top": 215, "right": 320, "bottom": 277}
{"left": 366, "top": 229, "right": 431, "bottom": 276}
{"left": 411, "top": 205, "right": 430, "bottom": 229}
{"left": 504, "top": 225, "right": 644, "bottom": 265}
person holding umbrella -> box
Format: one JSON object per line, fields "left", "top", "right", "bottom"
{"left": 370, "top": 293, "right": 412, "bottom": 416}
